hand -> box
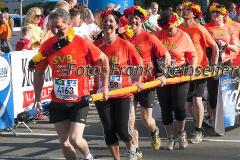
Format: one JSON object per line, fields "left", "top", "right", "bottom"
{"left": 156, "top": 75, "right": 166, "bottom": 86}
{"left": 28, "top": 59, "right": 36, "bottom": 71}
{"left": 33, "top": 101, "right": 42, "bottom": 111}
{"left": 136, "top": 81, "right": 142, "bottom": 92}
{"left": 102, "top": 86, "right": 109, "bottom": 101}
{"left": 216, "top": 40, "right": 227, "bottom": 47}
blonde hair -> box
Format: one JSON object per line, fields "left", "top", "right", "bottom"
{"left": 21, "top": 25, "right": 33, "bottom": 36}
{"left": 55, "top": 1, "right": 70, "bottom": 11}
{"left": 24, "top": 7, "right": 41, "bottom": 25}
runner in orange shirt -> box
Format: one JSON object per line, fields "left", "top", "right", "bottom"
{"left": 155, "top": 10, "right": 197, "bottom": 150}
{"left": 205, "top": 3, "right": 239, "bottom": 123}
{"left": 94, "top": 9, "right": 143, "bottom": 160}
{"left": 30, "top": 8, "right": 110, "bottom": 160}
{"left": 122, "top": 6, "right": 170, "bottom": 156}
{"left": 224, "top": 15, "right": 240, "bottom": 66}
{"left": 179, "top": 1, "right": 219, "bottom": 144}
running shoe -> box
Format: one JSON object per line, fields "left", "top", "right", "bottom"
{"left": 166, "top": 137, "right": 175, "bottom": 150}
{"left": 189, "top": 131, "right": 203, "bottom": 144}
{"left": 151, "top": 127, "right": 161, "bottom": 150}
{"left": 135, "top": 148, "right": 143, "bottom": 160}
{"left": 178, "top": 131, "right": 188, "bottom": 149}
{"left": 126, "top": 149, "right": 137, "bottom": 160}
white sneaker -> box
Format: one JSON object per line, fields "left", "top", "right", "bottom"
{"left": 126, "top": 149, "right": 137, "bottom": 160}
{"left": 178, "top": 131, "right": 188, "bottom": 149}
{"left": 166, "top": 137, "right": 175, "bottom": 150}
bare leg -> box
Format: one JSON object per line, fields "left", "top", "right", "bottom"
{"left": 193, "top": 97, "right": 204, "bottom": 129}
{"left": 176, "top": 120, "right": 186, "bottom": 132}
{"left": 164, "top": 123, "right": 174, "bottom": 138}
{"left": 129, "top": 103, "right": 139, "bottom": 148}
{"left": 54, "top": 120, "right": 77, "bottom": 160}
{"left": 141, "top": 107, "right": 157, "bottom": 132}
{"left": 108, "top": 143, "right": 120, "bottom": 160}
{"left": 68, "top": 122, "right": 90, "bottom": 155}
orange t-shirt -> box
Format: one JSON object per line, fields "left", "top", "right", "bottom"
{"left": 154, "top": 29, "right": 197, "bottom": 67}
{"left": 127, "top": 30, "right": 168, "bottom": 82}
{"left": 0, "top": 22, "right": 11, "bottom": 40}
{"left": 94, "top": 36, "right": 142, "bottom": 98}
{"left": 179, "top": 21, "right": 216, "bottom": 66}
{"left": 205, "top": 22, "right": 238, "bottom": 63}
{"left": 228, "top": 20, "right": 240, "bottom": 41}
{"left": 36, "top": 36, "right": 101, "bottom": 103}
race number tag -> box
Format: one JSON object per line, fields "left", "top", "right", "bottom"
{"left": 109, "top": 75, "right": 122, "bottom": 90}
{"left": 54, "top": 78, "right": 78, "bottom": 100}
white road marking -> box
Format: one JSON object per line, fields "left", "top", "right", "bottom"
{"left": 0, "top": 132, "right": 240, "bottom": 142}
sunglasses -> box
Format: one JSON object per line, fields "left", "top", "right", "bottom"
{"left": 35, "top": 15, "right": 42, "bottom": 18}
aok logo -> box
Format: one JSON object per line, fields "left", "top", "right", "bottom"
{"left": 0, "top": 56, "right": 10, "bottom": 91}
{"left": 53, "top": 55, "right": 75, "bottom": 64}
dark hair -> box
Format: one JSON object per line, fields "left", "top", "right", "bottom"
{"left": 69, "top": 8, "right": 80, "bottom": 19}
{"left": 3, "top": 7, "right": 9, "bottom": 13}
{"left": 112, "top": 11, "right": 122, "bottom": 23}
{"left": 158, "top": 10, "right": 173, "bottom": 27}
{"left": 134, "top": 10, "right": 145, "bottom": 20}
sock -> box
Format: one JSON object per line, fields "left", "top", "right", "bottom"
{"left": 83, "top": 151, "right": 93, "bottom": 159}
{"left": 195, "top": 127, "right": 202, "bottom": 133}
{"left": 128, "top": 147, "right": 136, "bottom": 153}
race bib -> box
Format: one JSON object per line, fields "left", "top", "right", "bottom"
{"left": 109, "top": 75, "right": 122, "bottom": 90}
{"left": 54, "top": 78, "right": 78, "bottom": 100}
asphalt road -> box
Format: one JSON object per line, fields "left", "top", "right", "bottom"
{"left": 0, "top": 105, "right": 240, "bottom": 160}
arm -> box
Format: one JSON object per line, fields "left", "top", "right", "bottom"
{"left": 210, "top": 42, "right": 219, "bottom": 65}
{"left": 98, "top": 52, "right": 109, "bottom": 100}
{"left": 202, "top": 26, "right": 220, "bottom": 65}
{"left": 34, "top": 69, "right": 44, "bottom": 102}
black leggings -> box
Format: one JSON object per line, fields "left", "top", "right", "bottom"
{"left": 95, "top": 98, "right": 132, "bottom": 145}
{"left": 156, "top": 82, "right": 190, "bottom": 125}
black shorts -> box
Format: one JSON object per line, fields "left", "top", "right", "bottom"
{"left": 187, "top": 78, "right": 207, "bottom": 102}
{"left": 48, "top": 102, "right": 89, "bottom": 124}
{"left": 134, "top": 88, "right": 156, "bottom": 108}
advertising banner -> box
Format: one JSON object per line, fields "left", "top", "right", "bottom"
{"left": 10, "top": 50, "right": 52, "bottom": 118}
{"left": 85, "top": 0, "right": 134, "bottom": 13}
{"left": 215, "top": 73, "right": 240, "bottom": 135}
{"left": 0, "top": 53, "right": 14, "bottom": 130}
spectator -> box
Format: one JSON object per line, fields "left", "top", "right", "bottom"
{"left": 2, "top": 7, "right": 14, "bottom": 31}
{"left": 149, "top": 2, "right": 160, "bottom": 26}
{"left": 229, "top": 2, "right": 237, "bottom": 20}
{"left": 69, "top": 8, "right": 92, "bottom": 41}
{"left": 148, "top": 2, "right": 161, "bottom": 30}
{"left": 24, "top": 7, "right": 44, "bottom": 49}
{"left": 0, "top": 12, "right": 12, "bottom": 53}
{"left": 16, "top": 25, "right": 33, "bottom": 51}
{"left": 65, "top": 0, "right": 78, "bottom": 9}
{"left": 38, "top": 7, "right": 45, "bottom": 29}
{"left": 176, "top": 4, "right": 184, "bottom": 24}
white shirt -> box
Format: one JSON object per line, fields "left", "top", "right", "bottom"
{"left": 149, "top": 14, "right": 160, "bottom": 27}
{"left": 73, "top": 23, "right": 90, "bottom": 37}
